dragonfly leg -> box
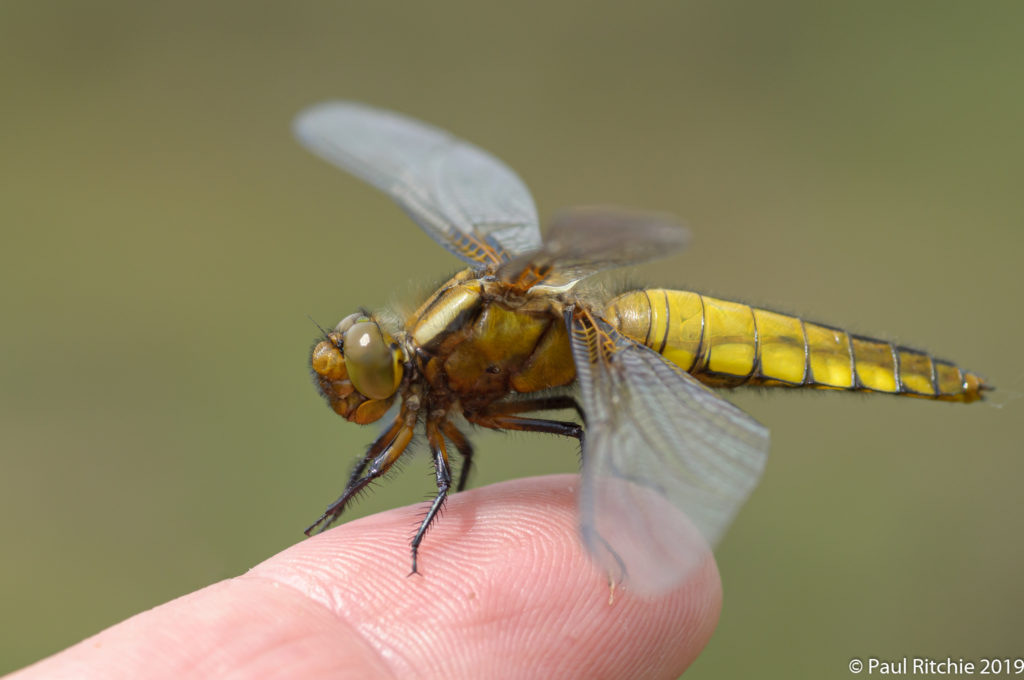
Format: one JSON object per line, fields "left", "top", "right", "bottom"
{"left": 466, "top": 406, "right": 584, "bottom": 441}
{"left": 410, "top": 420, "right": 453, "bottom": 574}
{"left": 439, "top": 420, "right": 475, "bottom": 492}
{"left": 304, "top": 415, "right": 414, "bottom": 536}
{"left": 484, "top": 395, "right": 585, "bottom": 422}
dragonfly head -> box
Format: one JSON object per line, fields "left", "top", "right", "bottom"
{"left": 310, "top": 312, "right": 404, "bottom": 424}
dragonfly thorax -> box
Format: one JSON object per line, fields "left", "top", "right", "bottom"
{"left": 407, "top": 272, "right": 577, "bottom": 409}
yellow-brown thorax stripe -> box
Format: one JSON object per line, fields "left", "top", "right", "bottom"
{"left": 408, "top": 272, "right": 575, "bottom": 401}
{"left": 604, "top": 289, "right": 985, "bottom": 402}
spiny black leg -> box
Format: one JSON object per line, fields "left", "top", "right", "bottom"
{"left": 343, "top": 449, "right": 373, "bottom": 490}
{"left": 440, "top": 420, "right": 474, "bottom": 492}
{"left": 487, "top": 395, "right": 586, "bottom": 423}
{"left": 468, "top": 412, "right": 584, "bottom": 441}
{"left": 305, "top": 423, "right": 396, "bottom": 535}
{"left": 304, "top": 419, "right": 414, "bottom": 536}
{"left": 329, "top": 438, "right": 383, "bottom": 513}
{"left": 410, "top": 421, "right": 452, "bottom": 574}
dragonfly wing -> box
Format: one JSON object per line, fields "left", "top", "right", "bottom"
{"left": 499, "top": 207, "right": 689, "bottom": 289}
{"left": 567, "top": 309, "right": 769, "bottom": 596}
{"left": 294, "top": 101, "right": 542, "bottom": 266}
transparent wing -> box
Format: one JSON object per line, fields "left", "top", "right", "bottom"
{"left": 567, "top": 309, "right": 769, "bottom": 596}
{"left": 498, "top": 207, "right": 689, "bottom": 290}
{"left": 294, "top": 101, "right": 542, "bottom": 266}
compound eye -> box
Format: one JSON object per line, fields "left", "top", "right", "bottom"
{"left": 343, "top": 321, "right": 399, "bottom": 400}
{"left": 334, "top": 313, "right": 365, "bottom": 337}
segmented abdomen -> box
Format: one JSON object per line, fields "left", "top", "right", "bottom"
{"left": 605, "top": 289, "right": 987, "bottom": 403}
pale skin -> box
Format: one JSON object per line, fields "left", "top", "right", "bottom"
{"left": 7, "top": 476, "right": 721, "bottom": 680}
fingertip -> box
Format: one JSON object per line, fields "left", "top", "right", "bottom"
{"left": 254, "top": 475, "right": 721, "bottom": 678}
{"left": 15, "top": 476, "right": 720, "bottom": 680}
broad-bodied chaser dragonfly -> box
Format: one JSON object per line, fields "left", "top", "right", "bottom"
{"left": 294, "top": 101, "right": 988, "bottom": 595}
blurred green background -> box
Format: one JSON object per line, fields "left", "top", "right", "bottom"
{"left": 2, "top": 1, "right": 1021, "bottom": 677}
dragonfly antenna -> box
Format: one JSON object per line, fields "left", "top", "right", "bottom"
{"left": 307, "top": 314, "right": 330, "bottom": 340}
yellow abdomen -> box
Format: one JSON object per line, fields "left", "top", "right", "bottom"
{"left": 605, "top": 289, "right": 987, "bottom": 403}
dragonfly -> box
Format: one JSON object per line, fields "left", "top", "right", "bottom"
{"left": 294, "top": 101, "right": 988, "bottom": 595}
